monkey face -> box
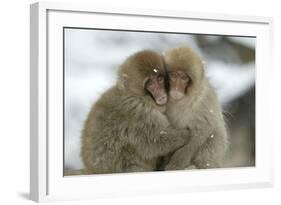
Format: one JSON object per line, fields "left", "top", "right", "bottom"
{"left": 163, "top": 46, "right": 204, "bottom": 101}
{"left": 144, "top": 74, "right": 167, "bottom": 105}
{"left": 168, "top": 70, "right": 191, "bottom": 100}
{"left": 118, "top": 50, "right": 168, "bottom": 106}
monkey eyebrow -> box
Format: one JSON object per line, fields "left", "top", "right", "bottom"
{"left": 168, "top": 71, "right": 178, "bottom": 77}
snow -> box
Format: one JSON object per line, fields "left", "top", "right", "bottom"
{"left": 228, "top": 36, "right": 256, "bottom": 48}
{"left": 160, "top": 130, "right": 168, "bottom": 135}
{"left": 206, "top": 62, "right": 255, "bottom": 104}
{"left": 64, "top": 28, "right": 255, "bottom": 170}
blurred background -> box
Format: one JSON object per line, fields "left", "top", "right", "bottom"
{"left": 64, "top": 28, "right": 255, "bottom": 171}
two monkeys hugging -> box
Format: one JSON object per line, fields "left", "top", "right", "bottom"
{"left": 78, "top": 46, "right": 227, "bottom": 175}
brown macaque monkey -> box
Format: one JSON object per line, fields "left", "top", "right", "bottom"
{"left": 81, "top": 50, "right": 190, "bottom": 174}
{"left": 162, "top": 46, "right": 228, "bottom": 170}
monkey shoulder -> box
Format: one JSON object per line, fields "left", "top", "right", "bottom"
{"left": 95, "top": 86, "right": 123, "bottom": 108}
{"left": 82, "top": 87, "right": 125, "bottom": 135}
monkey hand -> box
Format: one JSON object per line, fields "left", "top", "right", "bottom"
{"left": 164, "top": 147, "right": 192, "bottom": 171}
{"left": 177, "top": 128, "right": 191, "bottom": 143}
{"left": 163, "top": 127, "right": 191, "bottom": 148}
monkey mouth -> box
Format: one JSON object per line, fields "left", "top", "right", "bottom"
{"left": 169, "top": 90, "right": 185, "bottom": 100}
{"left": 155, "top": 95, "right": 168, "bottom": 105}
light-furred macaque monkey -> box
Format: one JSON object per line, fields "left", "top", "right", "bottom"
{"left": 81, "top": 50, "right": 190, "bottom": 174}
{"left": 162, "top": 46, "right": 228, "bottom": 170}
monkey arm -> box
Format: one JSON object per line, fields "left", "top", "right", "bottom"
{"left": 164, "top": 134, "right": 207, "bottom": 170}
{"left": 192, "top": 128, "right": 227, "bottom": 169}
{"left": 127, "top": 126, "right": 191, "bottom": 160}
{"left": 164, "top": 125, "right": 227, "bottom": 170}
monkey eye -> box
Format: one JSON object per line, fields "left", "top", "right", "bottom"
{"left": 181, "top": 74, "right": 189, "bottom": 81}
{"left": 157, "top": 76, "right": 164, "bottom": 82}
{"left": 169, "top": 72, "right": 177, "bottom": 78}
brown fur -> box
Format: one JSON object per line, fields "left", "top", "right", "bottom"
{"left": 81, "top": 50, "right": 190, "bottom": 174}
{"left": 162, "top": 46, "right": 228, "bottom": 170}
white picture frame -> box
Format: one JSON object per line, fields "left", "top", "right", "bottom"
{"left": 30, "top": 2, "right": 274, "bottom": 202}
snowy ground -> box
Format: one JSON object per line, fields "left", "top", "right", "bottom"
{"left": 64, "top": 28, "right": 255, "bottom": 170}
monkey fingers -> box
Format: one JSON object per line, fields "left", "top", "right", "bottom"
{"left": 164, "top": 148, "right": 192, "bottom": 171}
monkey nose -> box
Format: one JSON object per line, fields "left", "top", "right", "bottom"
{"left": 156, "top": 95, "right": 167, "bottom": 105}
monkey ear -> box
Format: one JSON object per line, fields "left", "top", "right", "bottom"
{"left": 117, "top": 73, "right": 128, "bottom": 90}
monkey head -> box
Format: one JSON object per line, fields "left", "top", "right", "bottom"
{"left": 163, "top": 46, "right": 205, "bottom": 101}
{"left": 117, "top": 50, "right": 168, "bottom": 106}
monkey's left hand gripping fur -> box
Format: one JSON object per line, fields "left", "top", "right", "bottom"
{"left": 164, "top": 146, "right": 193, "bottom": 170}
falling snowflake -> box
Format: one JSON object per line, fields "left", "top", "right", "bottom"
{"left": 160, "top": 130, "right": 167, "bottom": 135}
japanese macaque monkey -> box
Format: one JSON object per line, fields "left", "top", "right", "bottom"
{"left": 162, "top": 46, "right": 228, "bottom": 170}
{"left": 80, "top": 50, "right": 190, "bottom": 174}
